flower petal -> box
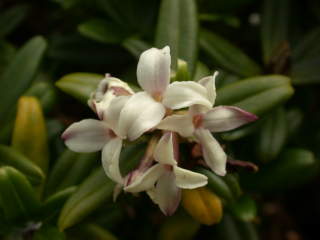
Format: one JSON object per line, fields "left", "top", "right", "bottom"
{"left": 198, "top": 71, "right": 217, "bottom": 106}
{"left": 155, "top": 171, "right": 181, "bottom": 216}
{"left": 194, "top": 128, "right": 227, "bottom": 176}
{"left": 88, "top": 76, "right": 133, "bottom": 119}
{"left": 103, "top": 95, "right": 130, "bottom": 136}
{"left": 137, "top": 46, "right": 171, "bottom": 96}
{"left": 124, "top": 164, "right": 165, "bottom": 192}
{"left": 118, "top": 92, "right": 166, "bottom": 141}
{"left": 154, "top": 132, "right": 177, "bottom": 165}
{"left": 157, "top": 113, "right": 194, "bottom": 138}
{"left": 163, "top": 81, "right": 212, "bottom": 109}
{"left": 62, "top": 119, "right": 111, "bottom": 152}
{"left": 174, "top": 166, "right": 208, "bottom": 189}
{"left": 102, "top": 138, "right": 123, "bottom": 184}
{"left": 203, "top": 106, "right": 258, "bottom": 132}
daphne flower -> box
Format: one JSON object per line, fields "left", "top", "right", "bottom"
{"left": 125, "top": 132, "right": 208, "bottom": 215}
{"left": 157, "top": 73, "right": 258, "bottom": 176}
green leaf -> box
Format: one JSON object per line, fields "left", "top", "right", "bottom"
{"left": 40, "top": 186, "right": 77, "bottom": 218}
{"left": 122, "top": 38, "right": 151, "bottom": 58}
{"left": 12, "top": 97, "right": 49, "bottom": 173}
{"left": 0, "top": 5, "right": 29, "bottom": 37}
{"left": 256, "top": 108, "right": 287, "bottom": 162}
{"left": 83, "top": 224, "right": 118, "bottom": 240}
{"left": 58, "top": 168, "right": 115, "bottom": 231}
{"left": 46, "top": 150, "right": 98, "bottom": 195}
{"left": 192, "top": 62, "right": 210, "bottom": 81}
{"left": 216, "top": 75, "right": 294, "bottom": 116}
{"left": 78, "top": 19, "right": 125, "bottom": 44}
{"left": 24, "top": 81, "right": 57, "bottom": 114}
{"left": 0, "top": 36, "right": 47, "bottom": 124}
{"left": 0, "top": 41, "right": 15, "bottom": 75}
{"left": 0, "top": 145, "right": 44, "bottom": 185}
{"left": 33, "top": 225, "right": 66, "bottom": 240}
{"left": 55, "top": 72, "right": 103, "bottom": 104}
{"left": 221, "top": 119, "right": 262, "bottom": 141}
{"left": 261, "top": 0, "right": 289, "bottom": 64}
{"left": 58, "top": 142, "right": 146, "bottom": 230}
{"left": 291, "top": 28, "right": 320, "bottom": 84}
{"left": 195, "top": 168, "right": 238, "bottom": 204}
{"left": 0, "top": 166, "right": 40, "bottom": 222}
{"left": 242, "top": 148, "right": 319, "bottom": 192}
{"left": 200, "top": 30, "right": 261, "bottom": 77}
{"left": 228, "top": 195, "right": 257, "bottom": 222}
{"left": 155, "top": 0, "right": 198, "bottom": 73}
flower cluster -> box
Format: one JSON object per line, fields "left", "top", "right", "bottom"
{"left": 62, "top": 46, "right": 257, "bottom": 215}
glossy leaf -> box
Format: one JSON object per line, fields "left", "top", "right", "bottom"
{"left": 261, "top": 0, "right": 289, "bottom": 64}
{"left": 256, "top": 108, "right": 287, "bottom": 162}
{"left": 228, "top": 195, "right": 257, "bottom": 222}
{"left": 242, "top": 148, "right": 319, "bottom": 192}
{"left": 12, "top": 97, "right": 49, "bottom": 173}
{"left": 78, "top": 19, "right": 125, "bottom": 44}
{"left": 156, "top": 0, "right": 198, "bottom": 73}
{"left": 55, "top": 72, "right": 103, "bottom": 104}
{"left": 46, "top": 150, "right": 98, "bottom": 195}
{"left": 58, "top": 167, "right": 115, "bottom": 231}
{"left": 216, "top": 75, "right": 294, "bottom": 116}
{"left": 0, "top": 36, "right": 47, "bottom": 124}
{"left": 200, "top": 30, "right": 261, "bottom": 77}
{"left": 0, "top": 166, "right": 40, "bottom": 222}
{"left": 83, "top": 224, "right": 118, "bottom": 240}
{"left": 0, "top": 145, "right": 44, "bottom": 185}
{"left": 122, "top": 38, "right": 151, "bottom": 58}
{"left": 25, "top": 81, "right": 57, "bottom": 114}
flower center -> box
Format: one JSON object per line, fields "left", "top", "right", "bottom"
{"left": 192, "top": 114, "right": 204, "bottom": 129}
{"left": 152, "top": 92, "right": 163, "bottom": 102}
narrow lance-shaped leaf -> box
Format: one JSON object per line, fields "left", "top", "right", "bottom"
{"left": 78, "top": 19, "right": 125, "bottom": 44}
{"left": 0, "top": 166, "right": 40, "bottom": 222}
{"left": 261, "top": 0, "right": 289, "bottom": 64}
{"left": 256, "top": 107, "right": 287, "bottom": 162}
{"left": 0, "top": 145, "right": 44, "bottom": 185}
{"left": 58, "top": 142, "right": 146, "bottom": 230}
{"left": 228, "top": 195, "right": 257, "bottom": 222}
{"left": 12, "top": 96, "right": 49, "bottom": 173}
{"left": 155, "top": 0, "right": 198, "bottom": 74}
{"left": 242, "top": 148, "right": 319, "bottom": 192}
{"left": 0, "top": 36, "right": 47, "bottom": 124}
{"left": 122, "top": 38, "right": 152, "bottom": 58}
{"left": 216, "top": 75, "right": 294, "bottom": 116}
{"left": 55, "top": 73, "right": 103, "bottom": 104}
{"left": 200, "top": 29, "right": 261, "bottom": 77}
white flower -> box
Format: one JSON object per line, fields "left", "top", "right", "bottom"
{"left": 124, "top": 132, "right": 208, "bottom": 216}
{"left": 157, "top": 73, "right": 258, "bottom": 176}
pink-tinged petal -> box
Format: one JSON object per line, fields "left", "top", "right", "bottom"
{"left": 163, "top": 81, "right": 212, "bottom": 110}
{"left": 203, "top": 106, "right": 258, "bottom": 132}
{"left": 174, "top": 166, "right": 208, "bottom": 189}
{"left": 155, "top": 171, "right": 181, "bottom": 216}
{"left": 103, "top": 96, "right": 130, "bottom": 136}
{"left": 154, "top": 132, "right": 177, "bottom": 165}
{"left": 62, "top": 119, "right": 111, "bottom": 152}
{"left": 137, "top": 46, "right": 171, "bottom": 96}
{"left": 118, "top": 92, "right": 166, "bottom": 141}
{"left": 102, "top": 138, "right": 123, "bottom": 184}
{"left": 157, "top": 113, "right": 194, "bottom": 138}
{"left": 124, "top": 164, "right": 165, "bottom": 192}
{"left": 198, "top": 71, "right": 218, "bottom": 106}
{"left": 194, "top": 128, "right": 227, "bottom": 176}
{"left": 88, "top": 77, "right": 134, "bottom": 118}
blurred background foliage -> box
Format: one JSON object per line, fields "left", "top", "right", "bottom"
{"left": 0, "top": 0, "right": 320, "bottom": 239}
